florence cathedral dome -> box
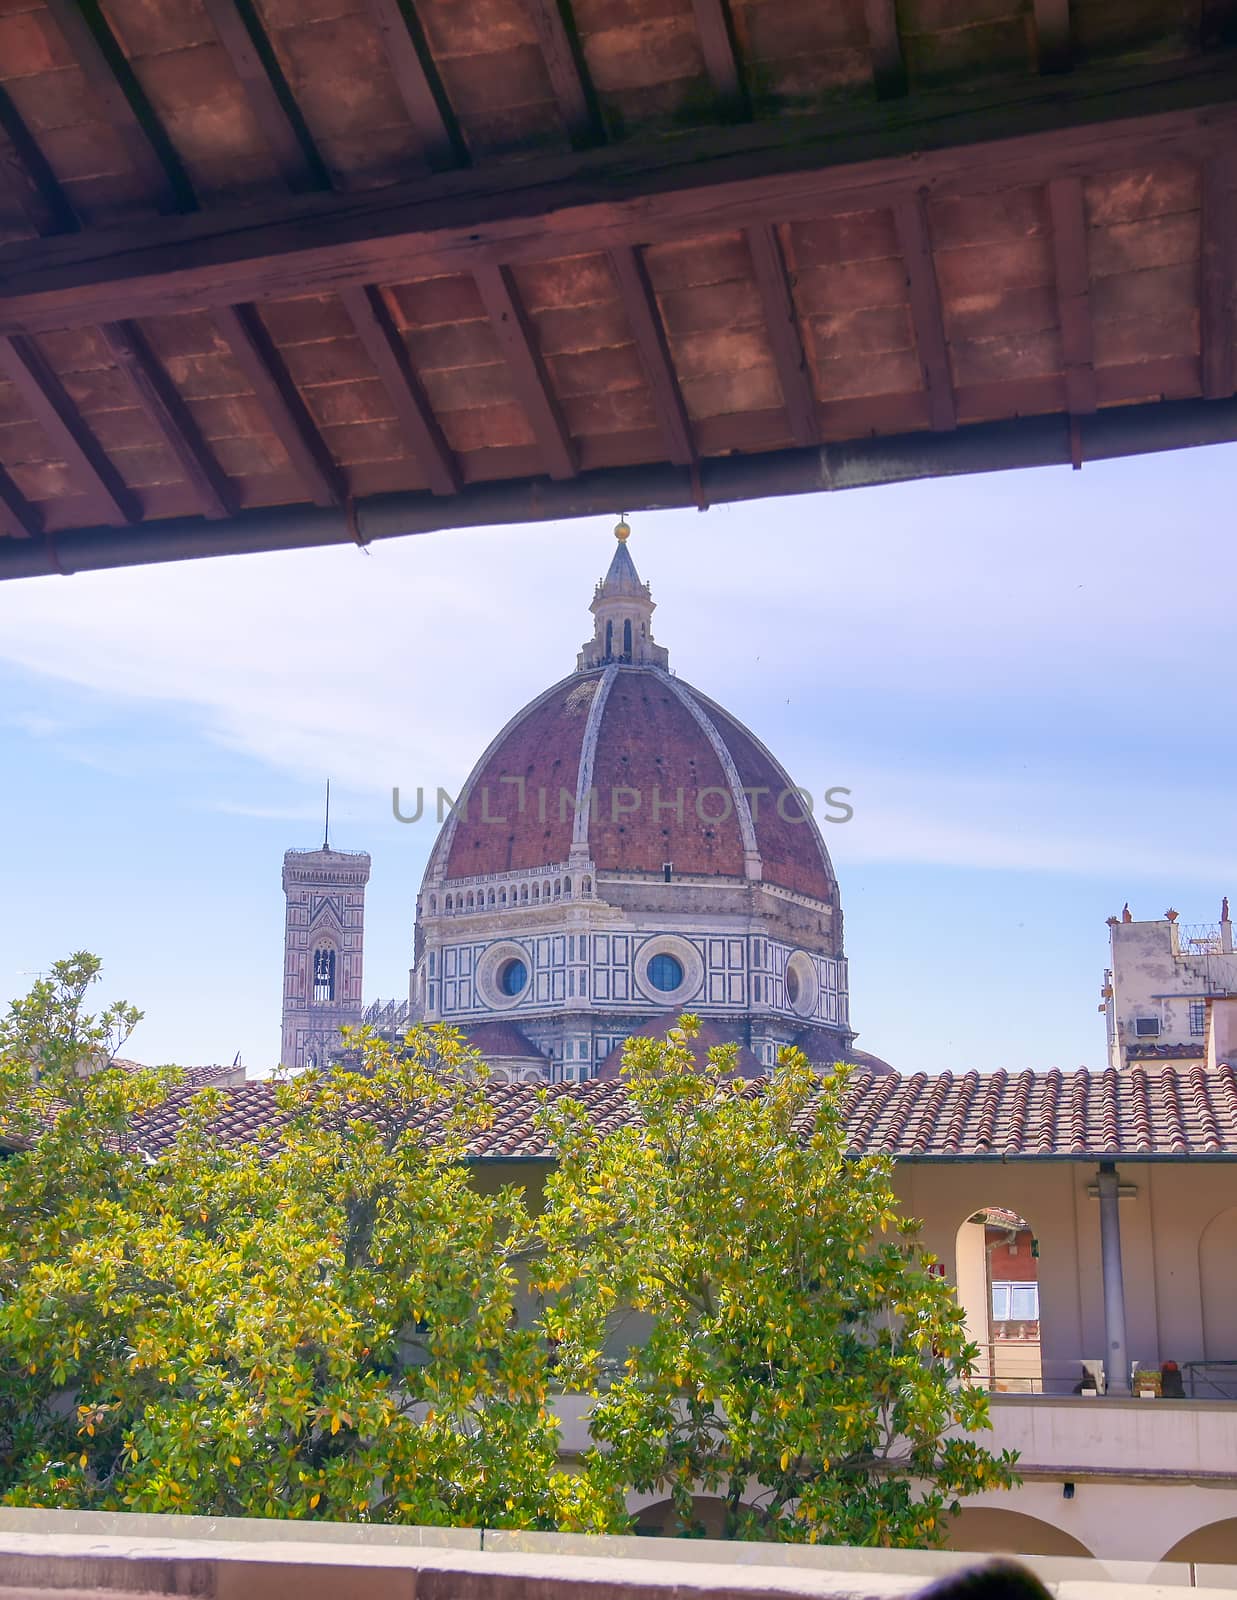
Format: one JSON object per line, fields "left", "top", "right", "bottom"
{"left": 410, "top": 526, "right": 863, "bottom": 1084}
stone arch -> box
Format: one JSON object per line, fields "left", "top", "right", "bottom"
{"left": 563, "top": 877, "right": 572, "bottom": 897}
{"left": 445, "top": 895, "right": 453, "bottom": 911}
{"left": 944, "top": 1508, "right": 1092, "bottom": 1558}
{"left": 429, "top": 894, "right": 437, "bottom": 912}
{"left": 582, "top": 876, "right": 592, "bottom": 895}
{"left": 1162, "top": 1519, "right": 1237, "bottom": 1563}
{"left": 499, "top": 889, "right": 507, "bottom": 905}
{"left": 521, "top": 884, "right": 529, "bottom": 902}
{"left": 1200, "top": 1205, "right": 1237, "bottom": 1361}
{"left": 954, "top": 1207, "right": 1043, "bottom": 1392}
{"left": 467, "top": 891, "right": 475, "bottom": 909}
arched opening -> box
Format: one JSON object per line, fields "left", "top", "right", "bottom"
{"left": 622, "top": 618, "right": 632, "bottom": 658}
{"left": 605, "top": 619, "right": 613, "bottom": 657}
{"left": 499, "top": 889, "right": 506, "bottom": 905}
{"left": 533, "top": 883, "right": 540, "bottom": 901}
{"left": 563, "top": 878, "right": 572, "bottom": 898}
{"left": 467, "top": 892, "right": 475, "bottom": 909}
{"left": 633, "top": 1496, "right": 758, "bottom": 1539}
{"left": 521, "top": 884, "right": 529, "bottom": 902}
{"left": 553, "top": 879, "right": 561, "bottom": 898}
{"left": 582, "top": 876, "right": 592, "bottom": 895}
{"left": 445, "top": 895, "right": 453, "bottom": 912}
{"left": 311, "top": 947, "right": 336, "bottom": 1003}
{"left": 1162, "top": 1519, "right": 1237, "bottom": 1563}
{"left": 429, "top": 895, "right": 437, "bottom": 912}
{"left": 955, "top": 1208, "right": 1043, "bottom": 1392}
{"left": 488, "top": 889, "right": 496, "bottom": 906}
{"left": 945, "top": 1509, "right": 1091, "bottom": 1558}
{"left": 1200, "top": 1206, "right": 1237, "bottom": 1375}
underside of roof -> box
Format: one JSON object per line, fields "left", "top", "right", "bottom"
{"left": 0, "top": 0, "right": 1236, "bottom": 578}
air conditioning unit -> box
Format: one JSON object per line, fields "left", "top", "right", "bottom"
{"left": 1134, "top": 1017, "right": 1161, "bottom": 1038}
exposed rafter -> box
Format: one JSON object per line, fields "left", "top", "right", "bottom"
{"left": 1047, "top": 176, "right": 1096, "bottom": 418}
{"left": 522, "top": 0, "right": 602, "bottom": 144}
{"left": 338, "top": 284, "right": 461, "bottom": 495}
{"left": 214, "top": 304, "right": 346, "bottom": 507}
{"left": 745, "top": 225, "right": 819, "bottom": 449}
{"left": 690, "top": 0, "right": 747, "bottom": 114}
{"left": 607, "top": 247, "right": 695, "bottom": 468}
{"left": 0, "top": 466, "right": 40, "bottom": 539}
{"left": 1033, "top": 0, "right": 1072, "bottom": 74}
{"left": 893, "top": 196, "right": 956, "bottom": 431}
{"left": 474, "top": 265, "right": 577, "bottom": 479}
{"left": 202, "top": 0, "right": 329, "bottom": 192}
{"left": 863, "top": 0, "right": 907, "bottom": 99}
{"left": 0, "top": 87, "right": 78, "bottom": 237}
{"left": 98, "top": 321, "right": 237, "bottom": 519}
{"left": 1201, "top": 155, "right": 1237, "bottom": 399}
{"left": 0, "top": 334, "right": 140, "bottom": 525}
{"left": 3, "top": 61, "right": 1232, "bottom": 337}
{"left": 42, "top": 0, "right": 196, "bottom": 214}
{"left": 361, "top": 0, "right": 466, "bottom": 171}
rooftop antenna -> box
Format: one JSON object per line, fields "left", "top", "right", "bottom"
{"left": 322, "top": 779, "right": 331, "bottom": 851}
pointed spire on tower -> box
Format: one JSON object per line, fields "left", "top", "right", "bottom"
{"left": 322, "top": 779, "right": 331, "bottom": 851}
{"left": 578, "top": 518, "right": 669, "bottom": 671}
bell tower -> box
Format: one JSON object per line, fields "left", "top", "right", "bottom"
{"left": 280, "top": 793, "right": 371, "bottom": 1069}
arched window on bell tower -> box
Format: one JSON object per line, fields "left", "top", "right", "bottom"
{"left": 623, "top": 618, "right": 632, "bottom": 659}
{"left": 605, "top": 619, "right": 613, "bottom": 658}
{"left": 312, "top": 946, "right": 336, "bottom": 1003}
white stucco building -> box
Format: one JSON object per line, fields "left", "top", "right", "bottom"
{"left": 1102, "top": 903, "right": 1237, "bottom": 1070}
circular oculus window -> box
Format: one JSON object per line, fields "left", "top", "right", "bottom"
{"left": 634, "top": 936, "right": 702, "bottom": 1005}
{"left": 477, "top": 941, "right": 533, "bottom": 1009}
{"left": 784, "top": 950, "right": 819, "bottom": 1019}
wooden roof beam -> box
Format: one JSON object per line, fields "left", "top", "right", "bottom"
{"left": 362, "top": 0, "right": 466, "bottom": 171}
{"left": 98, "top": 321, "right": 236, "bottom": 519}
{"left": 1047, "top": 176, "right": 1096, "bottom": 420}
{"left": 0, "top": 466, "right": 41, "bottom": 540}
{"left": 893, "top": 196, "right": 956, "bottom": 431}
{"left": 214, "top": 303, "right": 345, "bottom": 507}
{"left": 863, "top": 0, "right": 907, "bottom": 99}
{"left": 42, "top": 0, "right": 195, "bottom": 214}
{"left": 522, "top": 0, "right": 602, "bottom": 145}
{"left": 0, "top": 87, "right": 78, "bottom": 237}
{"left": 4, "top": 62, "right": 1237, "bottom": 334}
{"left": 745, "top": 225, "right": 819, "bottom": 448}
{"left": 1202, "top": 155, "right": 1237, "bottom": 399}
{"left": 691, "top": 0, "right": 747, "bottom": 115}
{"left": 607, "top": 246, "right": 695, "bottom": 467}
{"left": 474, "top": 265, "right": 577, "bottom": 479}
{"left": 202, "top": 0, "right": 329, "bottom": 193}
{"left": 338, "top": 284, "right": 460, "bottom": 495}
{"left": 0, "top": 334, "right": 140, "bottom": 525}
{"left": 1033, "top": 0, "right": 1072, "bottom": 74}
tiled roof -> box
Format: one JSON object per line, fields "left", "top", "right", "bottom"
{"left": 112, "top": 1059, "right": 245, "bottom": 1087}
{"left": 460, "top": 1023, "right": 546, "bottom": 1061}
{"left": 121, "top": 1064, "right": 1237, "bottom": 1163}
{"left": 596, "top": 1017, "right": 763, "bottom": 1080}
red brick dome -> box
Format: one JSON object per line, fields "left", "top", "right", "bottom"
{"left": 432, "top": 662, "right": 837, "bottom": 904}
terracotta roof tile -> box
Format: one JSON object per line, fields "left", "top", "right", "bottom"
{"left": 111, "top": 1064, "right": 1237, "bottom": 1164}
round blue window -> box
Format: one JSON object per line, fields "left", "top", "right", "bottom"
{"left": 647, "top": 952, "right": 684, "bottom": 992}
{"left": 498, "top": 957, "right": 527, "bottom": 996}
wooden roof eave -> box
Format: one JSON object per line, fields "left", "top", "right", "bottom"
{"left": 2, "top": 53, "right": 1237, "bottom": 337}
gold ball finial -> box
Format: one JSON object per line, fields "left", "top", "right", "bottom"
{"left": 614, "top": 517, "right": 630, "bottom": 542}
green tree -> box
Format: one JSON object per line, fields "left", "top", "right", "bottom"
{"left": 534, "top": 1020, "right": 1017, "bottom": 1545}
{"left": 0, "top": 957, "right": 615, "bottom": 1529}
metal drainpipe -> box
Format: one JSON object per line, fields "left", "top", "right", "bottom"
{"left": 1097, "top": 1160, "right": 1130, "bottom": 1396}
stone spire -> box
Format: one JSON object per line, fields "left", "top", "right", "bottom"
{"left": 577, "top": 519, "right": 669, "bottom": 671}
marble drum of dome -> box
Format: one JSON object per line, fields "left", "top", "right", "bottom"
{"left": 411, "top": 523, "right": 853, "bottom": 1084}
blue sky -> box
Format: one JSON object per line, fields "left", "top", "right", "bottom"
{"left": 1, "top": 443, "right": 1234, "bottom": 1074}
